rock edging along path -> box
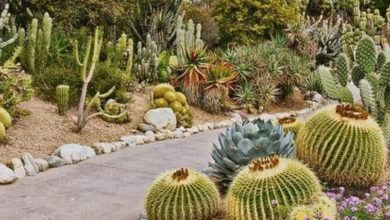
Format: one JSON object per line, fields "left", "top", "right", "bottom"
{"left": 0, "top": 129, "right": 222, "bottom": 220}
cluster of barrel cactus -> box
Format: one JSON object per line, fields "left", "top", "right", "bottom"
{"left": 207, "top": 118, "right": 295, "bottom": 189}
{"left": 176, "top": 15, "right": 204, "bottom": 65}
{"left": 135, "top": 34, "right": 158, "bottom": 83}
{"left": 19, "top": 12, "right": 52, "bottom": 75}
{"left": 288, "top": 194, "right": 337, "bottom": 220}
{"left": 296, "top": 104, "right": 387, "bottom": 187}
{"left": 0, "top": 107, "right": 12, "bottom": 141}
{"left": 151, "top": 84, "right": 192, "bottom": 128}
{"left": 145, "top": 168, "right": 220, "bottom": 220}
{"left": 226, "top": 155, "right": 323, "bottom": 220}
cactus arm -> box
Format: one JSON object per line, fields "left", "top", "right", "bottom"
{"left": 335, "top": 53, "right": 349, "bottom": 87}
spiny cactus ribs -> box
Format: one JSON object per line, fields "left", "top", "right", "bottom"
{"left": 278, "top": 115, "right": 296, "bottom": 125}
{"left": 171, "top": 168, "right": 189, "bottom": 182}
{"left": 249, "top": 154, "right": 280, "bottom": 171}
{"left": 335, "top": 104, "right": 368, "bottom": 119}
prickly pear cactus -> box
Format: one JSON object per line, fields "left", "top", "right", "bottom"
{"left": 151, "top": 84, "right": 192, "bottom": 127}
{"left": 56, "top": 85, "right": 69, "bottom": 116}
{"left": 0, "top": 107, "right": 12, "bottom": 128}
{"left": 335, "top": 53, "right": 349, "bottom": 87}
{"left": 337, "top": 87, "right": 354, "bottom": 103}
{"left": 296, "top": 104, "right": 387, "bottom": 187}
{"left": 277, "top": 115, "right": 304, "bottom": 137}
{"left": 226, "top": 155, "right": 322, "bottom": 220}
{"left": 145, "top": 168, "right": 220, "bottom": 220}
{"left": 356, "top": 36, "right": 377, "bottom": 74}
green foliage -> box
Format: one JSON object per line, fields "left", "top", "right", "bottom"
{"left": 145, "top": 168, "right": 220, "bottom": 220}
{"left": 212, "top": 0, "right": 304, "bottom": 44}
{"left": 299, "top": 72, "right": 323, "bottom": 93}
{"left": 207, "top": 119, "right": 295, "bottom": 189}
{"left": 0, "top": 68, "right": 33, "bottom": 116}
{"left": 157, "top": 51, "right": 171, "bottom": 82}
{"left": 234, "top": 82, "right": 256, "bottom": 105}
{"left": 55, "top": 85, "right": 69, "bottom": 116}
{"left": 0, "top": 4, "right": 19, "bottom": 63}
{"left": 226, "top": 156, "right": 322, "bottom": 220}
{"left": 296, "top": 104, "right": 387, "bottom": 187}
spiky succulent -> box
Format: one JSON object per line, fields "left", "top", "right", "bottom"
{"left": 56, "top": 85, "right": 69, "bottom": 116}
{"left": 226, "top": 155, "right": 322, "bottom": 220}
{"left": 296, "top": 104, "right": 387, "bottom": 187}
{"left": 207, "top": 118, "right": 295, "bottom": 189}
{"left": 145, "top": 168, "right": 220, "bottom": 220}
{"left": 277, "top": 115, "right": 304, "bottom": 137}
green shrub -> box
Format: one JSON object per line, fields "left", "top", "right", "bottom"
{"left": 212, "top": 0, "right": 304, "bottom": 45}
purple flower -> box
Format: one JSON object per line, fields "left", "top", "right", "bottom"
{"left": 350, "top": 206, "right": 358, "bottom": 212}
{"left": 344, "top": 217, "right": 350, "bottom": 220}
{"left": 373, "top": 198, "right": 382, "bottom": 207}
{"left": 383, "top": 194, "right": 389, "bottom": 201}
{"left": 365, "top": 193, "right": 371, "bottom": 198}
{"left": 385, "top": 212, "right": 390, "bottom": 220}
{"left": 271, "top": 199, "right": 278, "bottom": 206}
{"left": 365, "top": 203, "right": 378, "bottom": 213}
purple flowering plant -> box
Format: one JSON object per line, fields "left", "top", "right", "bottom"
{"left": 326, "top": 184, "right": 390, "bottom": 220}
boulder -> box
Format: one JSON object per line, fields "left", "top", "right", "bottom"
{"left": 145, "top": 131, "right": 156, "bottom": 143}
{"left": 54, "top": 144, "right": 96, "bottom": 164}
{"left": 9, "top": 158, "right": 26, "bottom": 179}
{"left": 0, "top": 164, "right": 16, "bottom": 184}
{"left": 144, "top": 108, "right": 177, "bottom": 131}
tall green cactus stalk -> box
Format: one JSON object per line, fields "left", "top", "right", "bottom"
{"left": 175, "top": 15, "right": 204, "bottom": 65}
{"left": 21, "top": 13, "right": 52, "bottom": 75}
{"left": 106, "top": 33, "right": 134, "bottom": 81}
{"left": 135, "top": 34, "right": 158, "bottom": 82}
{"left": 56, "top": 85, "right": 69, "bottom": 116}
{"left": 73, "top": 28, "right": 117, "bottom": 132}
{"left": 0, "top": 4, "right": 19, "bottom": 59}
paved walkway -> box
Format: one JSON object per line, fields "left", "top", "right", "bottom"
{"left": 0, "top": 129, "right": 222, "bottom": 220}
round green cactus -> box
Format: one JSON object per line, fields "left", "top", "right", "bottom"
{"left": 0, "top": 123, "right": 5, "bottom": 141}
{"left": 296, "top": 104, "right": 387, "bottom": 187}
{"left": 226, "top": 155, "right": 322, "bottom": 220}
{"left": 288, "top": 194, "right": 337, "bottom": 220}
{"left": 277, "top": 116, "right": 304, "bottom": 137}
{"left": 145, "top": 168, "right": 220, "bottom": 220}
{"left": 0, "top": 107, "right": 12, "bottom": 128}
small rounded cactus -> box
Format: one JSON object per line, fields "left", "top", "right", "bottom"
{"left": 0, "top": 107, "right": 12, "bottom": 128}
{"left": 288, "top": 194, "right": 337, "bottom": 220}
{"left": 296, "top": 104, "right": 387, "bottom": 187}
{"left": 226, "top": 155, "right": 322, "bottom": 220}
{"left": 0, "top": 123, "right": 5, "bottom": 141}
{"left": 277, "top": 115, "right": 304, "bottom": 137}
{"left": 145, "top": 168, "right": 220, "bottom": 220}
{"left": 56, "top": 85, "right": 69, "bottom": 116}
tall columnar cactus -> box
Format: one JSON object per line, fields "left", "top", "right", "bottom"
{"left": 73, "top": 28, "right": 118, "bottom": 132}
{"left": 0, "top": 4, "right": 19, "bottom": 59}
{"left": 21, "top": 12, "right": 52, "bottom": 75}
{"left": 296, "top": 104, "right": 387, "bottom": 187}
{"left": 106, "top": 33, "right": 134, "bottom": 80}
{"left": 226, "top": 155, "right": 322, "bottom": 220}
{"left": 176, "top": 15, "right": 204, "bottom": 65}
{"left": 55, "top": 85, "right": 69, "bottom": 116}
{"left": 207, "top": 119, "right": 295, "bottom": 190}
{"left": 135, "top": 34, "right": 158, "bottom": 82}
{"left": 145, "top": 168, "right": 220, "bottom": 220}
{"left": 0, "top": 107, "right": 12, "bottom": 128}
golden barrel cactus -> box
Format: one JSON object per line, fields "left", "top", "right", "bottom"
{"left": 226, "top": 155, "right": 322, "bottom": 220}
{"left": 145, "top": 168, "right": 220, "bottom": 220}
{"left": 277, "top": 115, "right": 304, "bottom": 137}
{"left": 296, "top": 104, "right": 387, "bottom": 187}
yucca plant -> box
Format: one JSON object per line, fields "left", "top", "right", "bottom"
{"left": 175, "top": 46, "right": 210, "bottom": 104}
{"left": 207, "top": 118, "right": 295, "bottom": 190}
{"left": 202, "top": 63, "right": 239, "bottom": 113}
{"left": 234, "top": 82, "right": 256, "bottom": 105}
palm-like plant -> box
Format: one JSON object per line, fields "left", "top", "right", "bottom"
{"left": 202, "top": 63, "right": 239, "bottom": 113}
{"left": 176, "top": 47, "right": 210, "bottom": 104}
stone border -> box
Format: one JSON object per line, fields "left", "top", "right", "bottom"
{"left": 0, "top": 100, "right": 325, "bottom": 185}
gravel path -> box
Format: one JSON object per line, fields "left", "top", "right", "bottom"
{"left": 0, "top": 129, "right": 222, "bottom": 220}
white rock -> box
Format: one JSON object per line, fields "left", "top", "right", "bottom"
{"left": 21, "top": 153, "right": 39, "bottom": 176}
{"left": 35, "top": 159, "right": 49, "bottom": 172}
{"left": 46, "top": 156, "right": 65, "bottom": 168}
{"left": 54, "top": 144, "right": 96, "bottom": 164}
{"left": 112, "top": 142, "right": 127, "bottom": 150}
{"left": 205, "top": 123, "right": 214, "bottom": 130}
{"left": 9, "top": 158, "right": 25, "bottom": 179}
{"left": 184, "top": 132, "right": 191, "bottom": 137}
{"left": 178, "top": 126, "right": 186, "bottom": 132}
{"left": 92, "top": 143, "right": 117, "bottom": 154}
{"left": 155, "top": 133, "right": 167, "bottom": 141}
{"left": 145, "top": 131, "right": 156, "bottom": 142}
{"left": 0, "top": 164, "right": 16, "bottom": 184}
{"left": 173, "top": 130, "right": 185, "bottom": 139}
{"left": 144, "top": 108, "right": 177, "bottom": 131}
